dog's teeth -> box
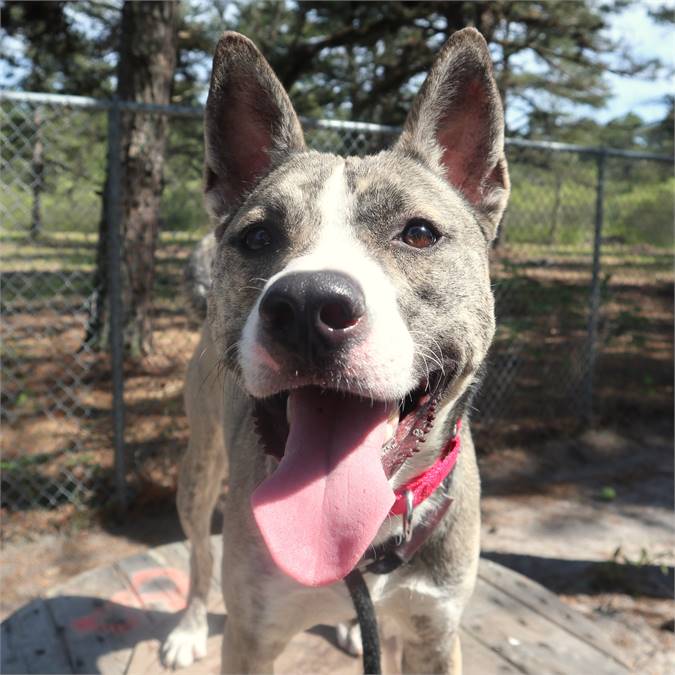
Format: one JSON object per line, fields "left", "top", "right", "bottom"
{"left": 384, "top": 420, "right": 397, "bottom": 444}
{"left": 383, "top": 405, "right": 400, "bottom": 444}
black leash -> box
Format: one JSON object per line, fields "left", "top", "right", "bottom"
{"left": 343, "top": 411, "right": 465, "bottom": 674}
{"left": 344, "top": 568, "right": 381, "bottom": 675}
{"left": 343, "top": 475, "right": 456, "bottom": 674}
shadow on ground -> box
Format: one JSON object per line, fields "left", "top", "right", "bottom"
{"left": 483, "top": 551, "right": 674, "bottom": 598}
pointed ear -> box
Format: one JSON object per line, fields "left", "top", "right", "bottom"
{"left": 395, "top": 28, "right": 509, "bottom": 238}
{"left": 204, "top": 32, "right": 306, "bottom": 221}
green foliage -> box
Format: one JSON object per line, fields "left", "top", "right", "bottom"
{"left": 2, "top": 102, "right": 107, "bottom": 234}
{"left": 1, "top": 0, "right": 119, "bottom": 95}
{"left": 503, "top": 144, "right": 672, "bottom": 248}
{"left": 230, "top": 0, "right": 659, "bottom": 127}
{"left": 160, "top": 177, "right": 207, "bottom": 232}
{"left": 506, "top": 151, "right": 596, "bottom": 245}
{"left": 161, "top": 116, "right": 208, "bottom": 231}
{"left": 524, "top": 102, "right": 674, "bottom": 155}
{"left": 606, "top": 177, "right": 675, "bottom": 247}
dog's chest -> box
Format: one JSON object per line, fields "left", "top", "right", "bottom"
{"left": 258, "top": 567, "right": 450, "bottom": 638}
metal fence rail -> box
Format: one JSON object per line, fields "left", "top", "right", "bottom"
{"left": 1, "top": 90, "right": 672, "bottom": 524}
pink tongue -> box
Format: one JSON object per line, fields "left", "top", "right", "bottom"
{"left": 251, "top": 388, "right": 395, "bottom": 587}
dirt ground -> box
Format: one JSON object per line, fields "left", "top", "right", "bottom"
{"left": 480, "top": 425, "right": 674, "bottom": 674}
{"left": 2, "top": 423, "right": 672, "bottom": 673}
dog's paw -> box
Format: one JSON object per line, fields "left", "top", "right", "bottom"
{"left": 162, "top": 624, "right": 208, "bottom": 668}
{"left": 336, "top": 620, "right": 363, "bottom": 657}
{"left": 161, "top": 602, "right": 208, "bottom": 669}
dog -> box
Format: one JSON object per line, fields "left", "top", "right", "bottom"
{"left": 162, "top": 27, "right": 509, "bottom": 674}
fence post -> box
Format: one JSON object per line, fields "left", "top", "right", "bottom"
{"left": 582, "top": 151, "right": 607, "bottom": 425}
{"left": 106, "top": 98, "right": 127, "bottom": 511}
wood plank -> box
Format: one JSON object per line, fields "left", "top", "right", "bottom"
{"left": 0, "top": 543, "right": 636, "bottom": 675}
{"left": 125, "top": 630, "right": 222, "bottom": 675}
{"left": 1, "top": 598, "right": 72, "bottom": 674}
{"left": 149, "top": 540, "right": 224, "bottom": 612}
{"left": 123, "top": 541, "right": 227, "bottom": 674}
{"left": 45, "top": 563, "right": 155, "bottom": 675}
{"left": 460, "top": 629, "right": 525, "bottom": 675}
{"left": 114, "top": 550, "right": 195, "bottom": 674}
{"left": 117, "top": 545, "right": 187, "bottom": 675}
{"left": 464, "top": 578, "right": 630, "bottom": 675}
{"left": 114, "top": 552, "right": 189, "bottom": 616}
{"left": 477, "top": 558, "right": 628, "bottom": 666}
{"left": 146, "top": 541, "right": 190, "bottom": 596}
{"left": 277, "top": 624, "right": 361, "bottom": 674}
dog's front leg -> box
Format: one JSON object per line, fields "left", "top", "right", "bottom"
{"left": 162, "top": 330, "right": 227, "bottom": 669}
{"left": 221, "top": 615, "right": 291, "bottom": 674}
{"left": 162, "top": 431, "right": 226, "bottom": 668}
{"left": 401, "top": 623, "right": 462, "bottom": 675}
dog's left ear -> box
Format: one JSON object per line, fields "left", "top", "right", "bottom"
{"left": 204, "top": 32, "right": 306, "bottom": 222}
{"left": 395, "top": 28, "right": 509, "bottom": 238}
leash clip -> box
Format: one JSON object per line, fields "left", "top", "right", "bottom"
{"left": 402, "top": 489, "right": 414, "bottom": 543}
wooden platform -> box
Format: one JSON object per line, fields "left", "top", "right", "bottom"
{"left": 1, "top": 536, "right": 630, "bottom": 674}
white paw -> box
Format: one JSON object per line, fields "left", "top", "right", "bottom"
{"left": 162, "top": 622, "right": 208, "bottom": 669}
{"left": 336, "top": 621, "right": 363, "bottom": 657}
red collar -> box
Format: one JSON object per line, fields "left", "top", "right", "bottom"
{"left": 389, "top": 419, "right": 462, "bottom": 516}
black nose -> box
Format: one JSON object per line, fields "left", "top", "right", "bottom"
{"left": 259, "top": 271, "right": 366, "bottom": 358}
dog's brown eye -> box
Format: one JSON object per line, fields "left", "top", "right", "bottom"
{"left": 401, "top": 219, "right": 439, "bottom": 249}
{"left": 242, "top": 225, "right": 272, "bottom": 251}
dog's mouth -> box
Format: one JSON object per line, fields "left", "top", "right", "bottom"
{"left": 250, "top": 368, "right": 454, "bottom": 588}
{"left": 252, "top": 369, "right": 451, "bottom": 476}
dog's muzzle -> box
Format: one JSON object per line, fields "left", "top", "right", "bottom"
{"left": 258, "top": 270, "right": 366, "bottom": 361}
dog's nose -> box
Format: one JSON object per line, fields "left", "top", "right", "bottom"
{"left": 259, "top": 271, "right": 366, "bottom": 357}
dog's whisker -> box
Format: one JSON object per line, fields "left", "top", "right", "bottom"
{"left": 418, "top": 353, "right": 431, "bottom": 386}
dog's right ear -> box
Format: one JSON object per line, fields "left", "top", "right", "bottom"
{"left": 204, "top": 32, "right": 305, "bottom": 222}
{"left": 395, "top": 28, "right": 509, "bottom": 239}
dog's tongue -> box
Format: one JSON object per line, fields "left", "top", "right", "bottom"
{"left": 251, "top": 388, "right": 395, "bottom": 587}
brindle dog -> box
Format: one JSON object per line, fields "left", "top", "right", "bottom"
{"left": 162, "top": 27, "right": 509, "bottom": 674}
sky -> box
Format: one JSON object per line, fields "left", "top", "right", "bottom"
{"left": 598, "top": 1, "right": 674, "bottom": 123}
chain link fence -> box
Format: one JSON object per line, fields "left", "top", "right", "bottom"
{"left": 1, "top": 91, "right": 672, "bottom": 528}
{"left": 2, "top": 95, "right": 110, "bottom": 521}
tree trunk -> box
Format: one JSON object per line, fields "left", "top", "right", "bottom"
{"left": 86, "top": 0, "right": 178, "bottom": 357}
{"left": 30, "top": 107, "right": 44, "bottom": 241}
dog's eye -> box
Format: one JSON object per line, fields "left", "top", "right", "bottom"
{"left": 400, "top": 219, "right": 439, "bottom": 249}
{"left": 242, "top": 224, "right": 272, "bottom": 251}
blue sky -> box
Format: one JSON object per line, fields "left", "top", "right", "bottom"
{"left": 501, "top": 1, "right": 674, "bottom": 130}
{"left": 599, "top": 1, "right": 674, "bottom": 123}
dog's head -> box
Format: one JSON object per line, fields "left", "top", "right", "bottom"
{"left": 203, "top": 29, "right": 509, "bottom": 586}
